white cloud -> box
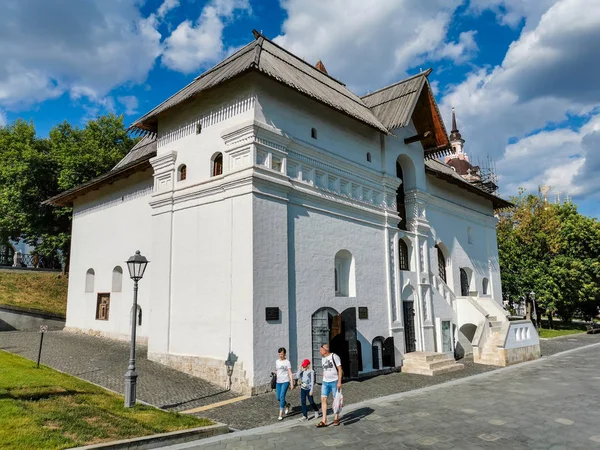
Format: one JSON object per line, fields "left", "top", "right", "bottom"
{"left": 0, "top": 0, "right": 162, "bottom": 109}
{"left": 434, "top": 31, "right": 478, "bottom": 63}
{"left": 157, "top": 0, "right": 180, "bottom": 19}
{"left": 117, "top": 96, "right": 139, "bottom": 115}
{"left": 440, "top": 0, "right": 600, "bottom": 207}
{"left": 274, "top": 0, "right": 474, "bottom": 93}
{"left": 468, "top": 0, "right": 557, "bottom": 29}
{"left": 162, "top": 0, "right": 250, "bottom": 74}
{"left": 0, "top": 110, "right": 6, "bottom": 127}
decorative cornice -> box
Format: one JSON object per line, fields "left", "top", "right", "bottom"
{"left": 157, "top": 94, "right": 256, "bottom": 148}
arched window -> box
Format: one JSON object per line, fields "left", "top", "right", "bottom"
{"left": 366, "top": 152, "right": 371, "bottom": 162}
{"left": 334, "top": 250, "right": 355, "bottom": 297}
{"left": 311, "top": 128, "right": 318, "bottom": 139}
{"left": 178, "top": 164, "right": 187, "bottom": 181}
{"left": 467, "top": 226, "right": 473, "bottom": 245}
{"left": 396, "top": 162, "right": 407, "bottom": 231}
{"left": 482, "top": 278, "right": 489, "bottom": 295}
{"left": 436, "top": 245, "right": 447, "bottom": 283}
{"left": 398, "top": 239, "right": 410, "bottom": 271}
{"left": 85, "top": 269, "right": 95, "bottom": 293}
{"left": 212, "top": 153, "right": 223, "bottom": 177}
{"left": 460, "top": 268, "right": 470, "bottom": 296}
{"left": 112, "top": 266, "right": 123, "bottom": 292}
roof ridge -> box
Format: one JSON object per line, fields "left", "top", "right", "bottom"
{"left": 130, "top": 42, "right": 256, "bottom": 129}
{"left": 362, "top": 69, "right": 432, "bottom": 99}
{"left": 364, "top": 76, "right": 426, "bottom": 109}
{"left": 251, "top": 29, "right": 347, "bottom": 87}
{"left": 194, "top": 40, "right": 256, "bottom": 81}
{"left": 259, "top": 44, "right": 381, "bottom": 117}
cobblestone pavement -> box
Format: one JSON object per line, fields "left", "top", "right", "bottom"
{"left": 1, "top": 329, "right": 599, "bottom": 433}
{"left": 0, "top": 330, "right": 237, "bottom": 410}
{"left": 167, "top": 342, "right": 600, "bottom": 450}
{"left": 184, "top": 333, "right": 600, "bottom": 430}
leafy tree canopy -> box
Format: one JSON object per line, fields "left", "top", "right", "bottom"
{"left": 497, "top": 189, "right": 600, "bottom": 321}
{"left": 0, "top": 114, "right": 136, "bottom": 270}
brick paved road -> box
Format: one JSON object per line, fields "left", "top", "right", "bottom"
{"left": 168, "top": 342, "right": 600, "bottom": 449}
{"left": 0, "top": 330, "right": 237, "bottom": 410}
{"left": 1, "top": 329, "right": 599, "bottom": 433}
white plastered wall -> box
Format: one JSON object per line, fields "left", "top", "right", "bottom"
{"left": 66, "top": 170, "right": 154, "bottom": 341}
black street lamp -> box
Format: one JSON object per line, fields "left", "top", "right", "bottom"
{"left": 124, "top": 250, "right": 149, "bottom": 408}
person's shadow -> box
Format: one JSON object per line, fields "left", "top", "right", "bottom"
{"left": 338, "top": 407, "right": 374, "bottom": 426}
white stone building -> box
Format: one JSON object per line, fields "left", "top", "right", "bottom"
{"left": 48, "top": 31, "right": 539, "bottom": 395}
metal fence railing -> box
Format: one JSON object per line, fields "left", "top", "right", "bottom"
{"left": 0, "top": 253, "right": 62, "bottom": 270}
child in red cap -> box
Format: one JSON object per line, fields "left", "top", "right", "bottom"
{"left": 295, "top": 359, "right": 319, "bottom": 421}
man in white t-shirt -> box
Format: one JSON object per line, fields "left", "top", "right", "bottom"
{"left": 316, "top": 344, "right": 342, "bottom": 427}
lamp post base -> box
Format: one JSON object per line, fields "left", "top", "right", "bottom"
{"left": 124, "top": 369, "right": 138, "bottom": 408}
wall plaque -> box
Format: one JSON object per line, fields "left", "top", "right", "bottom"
{"left": 358, "top": 307, "right": 368, "bottom": 320}
{"left": 265, "top": 307, "right": 280, "bottom": 321}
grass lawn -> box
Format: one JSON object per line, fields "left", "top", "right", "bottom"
{"left": 0, "top": 351, "right": 212, "bottom": 450}
{"left": 538, "top": 319, "right": 588, "bottom": 338}
{"left": 0, "top": 270, "right": 68, "bottom": 316}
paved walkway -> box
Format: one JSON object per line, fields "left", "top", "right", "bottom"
{"left": 0, "top": 331, "right": 238, "bottom": 410}
{"left": 1, "top": 330, "right": 599, "bottom": 432}
{"left": 167, "top": 342, "right": 600, "bottom": 449}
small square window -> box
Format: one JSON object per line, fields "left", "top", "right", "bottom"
{"left": 311, "top": 128, "right": 317, "bottom": 139}
{"left": 367, "top": 152, "right": 372, "bottom": 162}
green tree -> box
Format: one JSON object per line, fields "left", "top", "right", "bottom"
{"left": 0, "top": 114, "right": 136, "bottom": 271}
{"left": 498, "top": 190, "right": 600, "bottom": 323}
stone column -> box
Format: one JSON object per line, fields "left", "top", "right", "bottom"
{"left": 147, "top": 151, "right": 177, "bottom": 357}
{"left": 382, "top": 176, "right": 404, "bottom": 362}
{"left": 406, "top": 189, "right": 436, "bottom": 351}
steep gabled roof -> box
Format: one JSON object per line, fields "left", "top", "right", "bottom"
{"left": 362, "top": 70, "right": 429, "bottom": 129}
{"left": 362, "top": 69, "right": 451, "bottom": 157}
{"left": 425, "top": 159, "right": 512, "bottom": 210}
{"left": 130, "top": 31, "right": 388, "bottom": 134}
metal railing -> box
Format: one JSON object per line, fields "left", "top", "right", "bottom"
{"left": 0, "top": 253, "right": 62, "bottom": 270}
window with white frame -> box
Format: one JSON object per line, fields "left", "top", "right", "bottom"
{"left": 112, "top": 266, "right": 123, "bottom": 292}
{"left": 85, "top": 269, "right": 95, "bottom": 293}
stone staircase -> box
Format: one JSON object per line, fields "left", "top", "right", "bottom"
{"left": 402, "top": 352, "right": 465, "bottom": 376}
{"left": 474, "top": 316, "right": 506, "bottom": 366}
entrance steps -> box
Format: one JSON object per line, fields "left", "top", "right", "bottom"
{"left": 402, "top": 352, "right": 465, "bottom": 376}
{"left": 474, "top": 316, "right": 506, "bottom": 366}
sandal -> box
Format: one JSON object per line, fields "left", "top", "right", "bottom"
{"left": 333, "top": 419, "right": 340, "bottom": 426}
{"left": 316, "top": 421, "right": 328, "bottom": 428}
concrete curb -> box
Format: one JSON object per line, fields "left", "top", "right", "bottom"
{"left": 170, "top": 340, "right": 600, "bottom": 449}
{"left": 71, "top": 423, "right": 229, "bottom": 449}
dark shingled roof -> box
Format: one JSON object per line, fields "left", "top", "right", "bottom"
{"left": 425, "top": 159, "right": 512, "bottom": 210}
{"left": 130, "top": 31, "right": 388, "bottom": 134}
{"left": 361, "top": 70, "right": 430, "bottom": 130}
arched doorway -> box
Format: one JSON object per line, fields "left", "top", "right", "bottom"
{"left": 372, "top": 337, "right": 384, "bottom": 370}
{"left": 403, "top": 301, "right": 416, "bottom": 353}
{"left": 402, "top": 284, "right": 416, "bottom": 353}
{"left": 460, "top": 268, "right": 470, "bottom": 296}
{"left": 311, "top": 307, "right": 360, "bottom": 382}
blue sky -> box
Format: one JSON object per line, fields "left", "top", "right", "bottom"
{"left": 1, "top": 0, "right": 599, "bottom": 217}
